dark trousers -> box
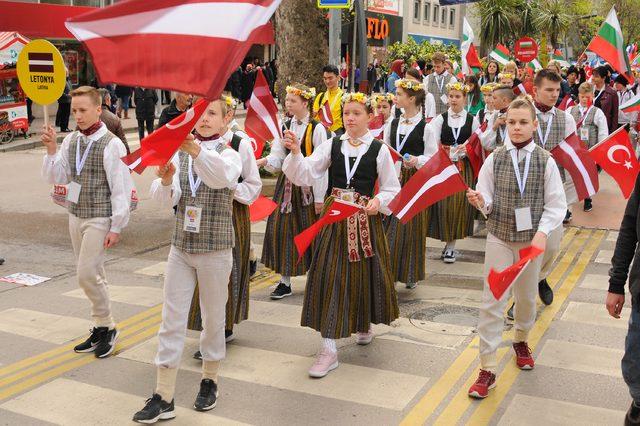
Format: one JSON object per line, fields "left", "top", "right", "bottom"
{"left": 623, "top": 307, "right": 640, "bottom": 404}
{"left": 56, "top": 103, "right": 71, "bottom": 131}
{"left": 138, "top": 117, "right": 154, "bottom": 140}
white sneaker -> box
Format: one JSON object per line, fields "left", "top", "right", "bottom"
{"left": 308, "top": 348, "right": 339, "bottom": 378}
{"left": 356, "top": 330, "right": 374, "bottom": 345}
{"left": 443, "top": 249, "right": 457, "bottom": 263}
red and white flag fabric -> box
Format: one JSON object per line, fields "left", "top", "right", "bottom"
{"left": 550, "top": 132, "right": 599, "bottom": 201}
{"left": 293, "top": 199, "right": 361, "bottom": 260}
{"left": 244, "top": 68, "right": 280, "bottom": 159}
{"left": 121, "top": 98, "right": 209, "bottom": 173}
{"left": 387, "top": 145, "right": 403, "bottom": 163}
{"left": 488, "top": 246, "right": 544, "bottom": 300}
{"left": 589, "top": 126, "right": 640, "bottom": 198}
{"left": 389, "top": 147, "right": 468, "bottom": 223}
{"left": 585, "top": 7, "right": 633, "bottom": 82}
{"left": 369, "top": 114, "right": 385, "bottom": 139}
{"left": 249, "top": 195, "right": 278, "bottom": 223}
{"left": 489, "top": 43, "right": 511, "bottom": 65}
{"left": 513, "top": 81, "right": 533, "bottom": 96}
{"left": 465, "top": 121, "right": 488, "bottom": 178}
{"left": 316, "top": 99, "right": 334, "bottom": 130}
{"left": 557, "top": 94, "right": 576, "bottom": 111}
{"left": 65, "top": 0, "right": 281, "bottom": 99}
{"left": 620, "top": 91, "right": 640, "bottom": 113}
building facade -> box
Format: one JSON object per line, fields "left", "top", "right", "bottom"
{"left": 403, "top": 0, "right": 465, "bottom": 47}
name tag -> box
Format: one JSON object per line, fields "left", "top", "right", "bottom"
{"left": 184, "top": 206, "right": 202, "bottom": 233}
{"left": 515, "top": 206, "right": 533, "bottom": 232}
{"left": 67, "top": 181, "right": 81, "bottom": 204}
{"left": 440, "top": 94, "right": 449, "bottom": 105}
{"left": 580, "top": 127, "right": 589, "bottom": 141}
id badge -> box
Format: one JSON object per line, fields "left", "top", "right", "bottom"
{"left": 340, "top": 189, "right": 355, "bottom": 203}
{"left": 580, "top": 127, "right": 589, "bottom": 141}
{"left": 67, "top": 181, "right": 81, "bottom": 204}
{"left": 183, "top": 206, "right": 202, "bottom": 233}
{"left": 515, "top": 207, "right": 533, "bottom": 232}
{"left": 440, "top": 94, "right": 449, "bottom": 105}
{"left": 449, "top": 146, "right": 459, "bottom": 162}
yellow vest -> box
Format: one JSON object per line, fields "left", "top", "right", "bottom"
{"left": 313, "top": 87, "right": 343, "bottom": 132}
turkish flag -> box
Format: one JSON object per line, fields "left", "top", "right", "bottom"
{"left": 465, "top": 121, "right": 488, "bottom": 178}
{"left": 550, "top": 132, "right": 599, "bottom": 201}
{"left": 369, "top": 114, "right": 385, "bottom": 139}
{"left": 589, "top": 126, "right": 640, "bottom": 198}
{"left": 293, "top": 199, "right": 361, "bottom": 260}
{"left": 315, "top": 99, "right": 334, "bottom": 130}
{"left": 488, "top": 245, "right": 545, "bottom": 300}
{"left": 244, "top": 68, "right": 281, "bottom": 159}
{"left": 249, "top": 195, "right": 278, "bottom": 223}
{"left": 389, "top": 147, "right": 468, "bottom": 223}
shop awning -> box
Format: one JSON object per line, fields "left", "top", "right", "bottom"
{"left": 0, "top": 31, "right": 30, "bottom": 69}
{"left": 0, "top": 1, "right": 96, "bottom": 39}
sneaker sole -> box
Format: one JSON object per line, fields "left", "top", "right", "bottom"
{"left": 134, "top": 410, "right": 176, "bottom": 424}
{"left": 270, "top": 292, "right": 292, "bottom": 300}
{"left": 193, "top": 353, "right": 202, "bottom": 360}
{"left": 308, "top": 361, "right": 339, "bottom": 378}
{"left": 225, "top": 335, "right": 235, "bottom": 343}
{"left": 194, "top": 391, "right": 219, "bottom": 412}
{"left": 443, "top": 258, "right": 456, "bottom": 264}
{"left": 517, "top": 363, "right": 534, "bottom": 370}
{"left": 74, "top": 343, "right": 98, "bottom": 353}
{"left": 356, "top": 338, "right": 373, "bottom": 345}
{"left": 405, "top": 283, "right": 417, "bottom": 289}
{"left": 584, "top": 208, "right": 593, "bottom": 212}
{"left": 96, "top": 329, "right": 120, "bottom": 359}
{"left": 468, "top": 382, "right": 496, "bottom": 399}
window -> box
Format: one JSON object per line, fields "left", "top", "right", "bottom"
{"left": 424, "top": 2, "right": 431, "bottom": 24}
{"left": 433, "top": 5, "right": 439, "bottom": 23}
{"left": 449, "top": 8, "right": 456, "bottom": 27}
{"left": 414, "top": 0, "right": 421, "bottom": 21}
{"left": 441, "top": 7, "right": 447, "bottom": 25}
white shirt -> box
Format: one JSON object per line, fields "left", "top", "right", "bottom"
{"left": 480, "top": 110, "right": 506, "bottom": 151}
{"left": 149, "top": 137, "right": 242, "bottom": 208}
{"left": 382, "top": 111, "right": 438, "bottom": 169}
{"left": 282, "top": 130, "right": 401, "bottom": 215}
{"left": 424, "top": 92, "right": 437, "bottom": 120}
{"left": 534, "top": 106, "right": 577, "bottom": 144}
{"left": 423, "top": 71, "right": 457, "bottom": 97}
{"left": 568, "top": 105, "right": 609, "bottom": 144}
{"left": 427, "top": 108, "right": 480, "bottom": 146}
{"left": 41, "top": 123, "right": 133, "bottom": 233}
{"left": 222, "top": 129, "right": 262, "bottom": 205}
{"left": 618, "top": 90, "right": 638, "bottom": 125}
{"left": 475, "top": 140, "right": 567, "bottom": 236}
{"left": 265, "top": 114, "right": 330, "bottom": 201}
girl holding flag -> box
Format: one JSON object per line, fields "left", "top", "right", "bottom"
{"left": 257, "top": 84, "right": 330, "bottom": 300}
{"left": 465, "top": 96, "right": 566, "bottom": 399}
{"left": 426, "top": 82, "right": 480, "bottom": 263}
{"left": 373, "top": 93, "right": 396, "bottom": 133}
{"left": 383, "top": 79, "right": 438, "bottom": 288}
{"left": 281, "top": 92, "right": 401, "bottom": 378}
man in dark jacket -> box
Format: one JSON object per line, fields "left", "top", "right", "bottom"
{"left": 592, "top": 65, "right": 619, "bottom": 133}
{"left": 608, "top": 173, "right": 640, "bottom": 426}
{"left": 97, "top": 88, "right": 129, "bottom": 154}
{"left": 133, "top": 87, "right": 157, "bottom": 141}
{"left": 55, "top": 77, "right": 72, "bottom": 132}
{"left": 114, "top": 85, "right": 133, "bottom": 119}
{"left": 156, "top": 92, "right": 192, "bottom": 128}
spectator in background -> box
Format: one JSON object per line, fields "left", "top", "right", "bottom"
{"left": 226, "top": 67, "right": 243, "bottom": 100}
{"left": 241, "top": 63, "right": 256, "bottom": 109}
{"left": 615, "top": 75, "right": 638, "bottom": 132}
{"left": 367, "top": 63, "right": 376, "bottom": 94}
{"left": 97, "top": 88, "right": 129, "bottom": 154}
{"left": 592, "top": 65, "right": 619, "bottom": 133}
{"left": 547, "top": 60, "right": 570, "bottom": 106}
{"left": 114, "top": 85, "right": 133, "bottom": 119}
{"left": 566, "top": 66, "right": 581, "bottom": 99}
{"left": 464, "top": 75, "right": 484, "bottom": 116}
{"left": 55, "top": 73, "right": 72, "bottom": 133}
{"left": 478, "top": 60, "right": 500, "bottom": 87}
{"left": 133, "top": 87, "right": 157, "bottom": 141}
{"left": 157, "top": 92, "right": 193, "bottom": 128}
{"left": 386, "top": 59, "right": 404, "bottom": 94}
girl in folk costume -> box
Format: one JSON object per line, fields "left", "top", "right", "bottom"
{"left": 466, "top": 97, "right": 566, "bottom": 399}
{"left": 424, "top": 52, "right": 457, "bottom": 116}
{"left": 478, "top": 59, "right": 501, "bottom": 87}
{"left": 389, "top": 68, "right": 436, "bottom": 121}
{"left": 256, "top": 84, "right": 330, "bottom": 300}
{"left": 374, "top": 93, "right": 395, "bottom": 129}
{"left": 189, "top": 95, "right": 263, "bottom": 359}
{"left": 427, "top": 82, "right": 480, "bottom": 263}
{"left": 478, "top": 82, "right": 498, "bottom": 125}
{"left": 465, "top": 75, "right": 485, "bottom": 116}
{"left": 133, "top": 99, "right": 242, "bottom": 423}
{"left": 383, "top": 79, "right": 438, "bottom": 289}
{"left": 498, "top": 72, "right": 515, "bottom": 89}
{"left": 281, "top": 93, "right": 401, "bottom": 378}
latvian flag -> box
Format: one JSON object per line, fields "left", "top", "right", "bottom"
{"left": 28, "top": 52, "right": 54, "bottom": 73}
{"left": 465, "top": 121, "right": 488, "bottom": 177}
{"left": 550, "top": 132, "right": 599, "bottom": 201}
{"left": 513, "top": 81, "right": 533, "bottom": 96}
{"left": 620, "top": 91, "right": 640, "bottom": 113}
{"left": 316, "top": 100, "right": 333, "bottom": 130}
{"left": 489, "top": 44, "right": 511, "bottom": 65}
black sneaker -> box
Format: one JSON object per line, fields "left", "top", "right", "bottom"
{"left": 538, "top": 279, "right": 554, "bottom": 306}
{"left": 225, "top": 329, "right": 235, "bottom": 343}
{"left": 443, "top": 249, "right": 456, "bottom": 264}
{"left": 563, "top": 210, "right": 572, "bottom": 224}
{"left": 94, "top": 328, "right": 119, "bottom": 358}
{"left": 74, "top": 327, "right": 107, "bottom": 353}
{"left": 133, "top": 394, "right": 175, "bottom": 424}
{"left": 626, "top": 401, "right": 640, "bottom": 425}
{"left": 506, "top": 303, "right": 515, "bottom": 321}
{"left": 583, "top": 198, "right": 593, "bottom": 212}
{"left": 193, "top": 350, "right": 202, "bottom": 360}
{"left": 194, "top": 379, "right": 218, "bottom": 411}
{"left": 249, "top": 260, "right": 258, "bottom": 277}
{"left": 270, "top": 282, "right": 292, "bottom": 300}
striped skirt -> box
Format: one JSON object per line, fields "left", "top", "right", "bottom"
{"left": 261, "top": 173, "right": 318, "bottom": 277}
{"left": 301, "top": 196, "right": 399, "bottom": 339}
{"left": 384, "top": 167, "right": 429, "bottom": 283}
{"left": 428, "top": 157, "right": 475, "bottom": 242}
{"left": 187, "top": 201, "right": 251, "bottom": 331}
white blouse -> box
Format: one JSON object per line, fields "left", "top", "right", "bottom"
{"left": 382, "top": 111, "right": 438, "bottom": 169}
{"left": 427, "top": 108, "right": 480, "bottom": 146}
{"left": 222, "top": 129, "right": 262, "bottom": 205}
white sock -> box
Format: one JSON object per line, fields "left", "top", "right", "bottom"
{"left": 281, "top": 276, "right": 291, "bottom": 287}
{"left": 445, "top": 241, "right": 456, "bottom": 251}
{"left": 322, "top": 338, "right": 337, "bottom": 353}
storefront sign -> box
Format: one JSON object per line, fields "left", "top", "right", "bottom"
{"left": 367, "top": 17, "right": 390, "bottom": 40}
{"left": 365, "top": 12, "right": 403, "bottom": 46}
{"left": 367, "top": 0, "right": 401, "bottom": 16}
{"left": 16, "top": 39, "right": 65, "bottom": 105}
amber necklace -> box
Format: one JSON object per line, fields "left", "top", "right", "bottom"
{"left": 348, "top": 138, "right": 363, "bottom": 147}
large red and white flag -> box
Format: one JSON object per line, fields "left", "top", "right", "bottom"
{"left": 389, "top": 147, "right": 468, "bottom": 223}
{"left": 121, "top": 98, "right": 209, "bottom": 173}
{"left": 316, "top": 100, "right": 334, "bottom": 130}
{"left": 368, "top": 114, "right": 385, "bottom": 139}
{"left": 65, "top": 0, "right": 281, "bottom": 99}
{"left": 244, "top": 68, "right": 280, "bottom": 159}
{"left": 294, "top": 199, "right": 361, "bottom": 260}
{"left": 465, "top": 121, "right": 488, "bottom": 178}
{"left": 550, "top": 132, "right": 599, "bottom": 201}
{"left": 589, "top": 126, "right": 640, "bottom": 198}
{"left": 488, "top": 246, "right": 544, "bottom": 300}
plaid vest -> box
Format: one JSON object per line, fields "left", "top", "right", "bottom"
{"left": 533, "top": 109, "right": 566, "bottom": 151}
{"left": 172, "top": 149, "right": 235, "bottom": 254}
{"left": 570, "top": 106, "right": 599, "bottom": 149}
{"left": 426, "top": 73, "right": 450, "bottom": 115}
{"left": 486, "top": 145, "right": 549, "bottom": 242}
{"left": 68, "top": 130, "right": 113, "bottom": 219}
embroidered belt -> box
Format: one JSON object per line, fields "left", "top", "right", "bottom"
{"left": 331, "top": 188, "right": 374, "bottom": 262}
{"left": 281, "top": 178, "right": 313, "bottom": 214}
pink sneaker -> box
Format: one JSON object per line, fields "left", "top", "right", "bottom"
{"left": 308, "top": 348, "right": 338, "bottom": 378}
{"left": 356, "top": 330, "right": 374, "bottom": 345}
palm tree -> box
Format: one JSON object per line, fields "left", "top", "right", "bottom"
{"left": 534, "top": 0, "right": 571, "bottom": 50}
{"left": 512, "top": 0, "right": 537, "bottom": 39}
{"left": 476, "top": 0, "right": 520, "bottom": 52}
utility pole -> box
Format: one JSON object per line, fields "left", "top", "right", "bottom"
{"left": 328, "top": 9, "right": 342, "bottom": 67}
{"left": 354, "top": 0, "right": 368, "bottom": 92}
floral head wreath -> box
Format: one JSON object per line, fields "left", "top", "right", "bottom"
{"left": 480, "top": 82, "right": 498, "bottom": 94}
{"left": 446, "top": 81, "right": 470, "bottom": 94}
{"left": 394, "top": 79, "right": 423, "bottom": 92}
{"left": 373, "top": 93, "right": 395, "bottom": 106}
{"left": 286, "top": 85, "right": 316, "bottom": 100}
{"left": 223, "top": 96, "right": 238, "bottom": 109}
{"left": 498, "top": 72, "right": 514, "bottom": 80}
{"left": 341, "top": 92, "right": 371, "bottom": 108}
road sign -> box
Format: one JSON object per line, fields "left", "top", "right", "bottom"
{"left": 16, "top": 39, "right": 66, "bottom": 105}
{"left": 514, "top": 37, "right": 539, "bottom": 63}
{"left": 318, "top": 0, "right": 351, "bottom": 8}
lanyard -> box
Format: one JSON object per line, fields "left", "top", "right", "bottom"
{"left": 577, "top": 106, "right": 592, "bottom": 127}
{"left": 395, "top": 120, "right": 417, "bottom": 152}
{"left": 187, "top": 155, "right": 202, "bottom": 198}
{"left": 510, "top": 149, "right": 531, "bottom": 198}
{"left": 594, "top": 89, "right": 604, "bottom": 104}
{"left": 536, "top": 113, "right": 554, "bottom": 148}
{"left": 344, "top": 143, "right": 366, "bottom": 187}
{"left": 75, "top": 137, "right": 95, "bottom": 176}
{"left": 451, "top": 126, "right": 462, "bottom": 145}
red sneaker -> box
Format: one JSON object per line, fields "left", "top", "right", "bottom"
{"left": 468, "top": 369, "right": 496, "bottom": 399}
{"left": 513, "top": 341, "right": 535, "bottom": 370}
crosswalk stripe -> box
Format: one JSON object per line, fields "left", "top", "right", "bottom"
{"left": 134, "top": 262, "right": 167, "bottom": 277}
{"left": 0, "top": 378, "right": 247, "bottom": 425}
{"left": 537, "top": 339, "right": 624, "bottom": 378}
{"left": 606, "top": 231, "right": 619, "bottom": 242}
{"left": 119, "top": 336, "right": 429, "bottom": 411}
{"left": 579, "top": 273, "right": 611, "bottom": 291}
{"left": 498, "top": 394, "right": 625, "bottom": 425}
{"left": 595, "top": 249, "right": 613, "bottom": 264}
{"left": 406, "top": 285, "right": 482, "bottom": 309}
{"left": 561, "top": 301, "right": 630, "bottom": 329}
{"left": 63, "top": 285, "right": 164, "bottom": 307}
{"left": 0, "top": 308, "right": 92, "bottom": 344}
{"left": 428, "top": 261, "right": 483, "bottom": 278}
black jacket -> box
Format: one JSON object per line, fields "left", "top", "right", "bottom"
{"left": 609, "top": 172, "right": 640, "bottom": 309}
{"left": 157, "top": 100, "right": 185, "bottom": 129}
{"left": 133, "top": 88, "right": 158, "bottom": 119}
